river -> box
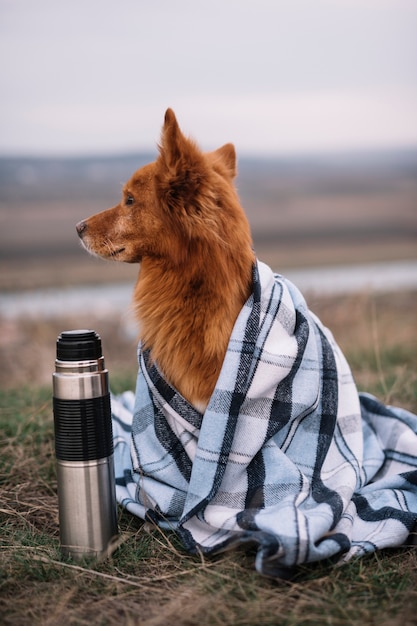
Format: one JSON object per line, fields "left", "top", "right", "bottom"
{"left": 0, "top": 259, "right": 416, "bottom": 319}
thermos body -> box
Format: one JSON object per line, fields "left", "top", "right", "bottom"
{"left": 53, "top": 330, "right": 118, "bottom": 561}
{"left": 55, "top": 457, "right": 117, "bottom": 560}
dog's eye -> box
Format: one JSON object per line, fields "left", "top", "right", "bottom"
{"left": 125, "top": 195, "right": 134, "bottom": 206}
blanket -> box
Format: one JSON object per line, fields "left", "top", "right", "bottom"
{"left": 111, "top": 260, "right": 417, "bottom": 577}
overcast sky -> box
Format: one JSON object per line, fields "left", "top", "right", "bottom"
{"left": 1, "top": 0, "right": 417, "bottom": 156}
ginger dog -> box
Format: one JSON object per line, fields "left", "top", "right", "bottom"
{"left": 76, "top": 109, "right": 255, "bottom": 411}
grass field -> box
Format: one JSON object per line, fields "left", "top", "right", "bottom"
{"left": 1, "top": 290, "right": 416, "bottom": 625}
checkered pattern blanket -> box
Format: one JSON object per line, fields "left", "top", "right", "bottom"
{"left": 111, "top": 260, "right": 417, "bottom": 577}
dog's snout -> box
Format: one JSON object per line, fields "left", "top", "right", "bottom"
{"left": 76, "top": 220, "right": 87, "bottom": 237}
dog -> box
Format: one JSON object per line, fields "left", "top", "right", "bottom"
{"left": 77, "top": 110, "right": 417, "bottom": 575}
{"left": 76, "top": 109, "right": 255, "bottom": 411}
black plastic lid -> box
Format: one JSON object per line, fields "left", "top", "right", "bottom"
{"left": 56, "top": 330, "right": 102, "bottom": 361}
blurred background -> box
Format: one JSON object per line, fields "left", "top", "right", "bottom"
{"left": 0, "top": 0, "right": 416, "bottom": 389}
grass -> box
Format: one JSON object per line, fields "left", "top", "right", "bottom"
{"left": 1, "top": 292, "right": 417, "bottom": 625}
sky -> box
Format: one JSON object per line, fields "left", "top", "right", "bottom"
{"left": 1, "top": 0, "right": 417, "bottom": 156}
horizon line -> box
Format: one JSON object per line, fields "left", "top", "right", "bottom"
{"left": 1, "top": 144, "right": 417, "bottom": 161}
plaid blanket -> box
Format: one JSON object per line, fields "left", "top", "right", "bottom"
{"left": 111, "top": 260, "right": 417, "bottom": 577}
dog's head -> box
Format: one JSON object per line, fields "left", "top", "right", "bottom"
{"left": 76, "top": 108, "right": 252, "bottom": 266}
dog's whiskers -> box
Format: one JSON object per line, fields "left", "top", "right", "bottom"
{"left": 104, "top": 238, "right": 118, "bottom": 256}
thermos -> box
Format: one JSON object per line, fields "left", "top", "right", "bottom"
{"left": 52, "top": 330, "right": 118, "bottom": 561}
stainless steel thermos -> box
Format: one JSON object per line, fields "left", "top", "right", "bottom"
{"left": 53, "top": 330, "right": 118, "bottom": 561}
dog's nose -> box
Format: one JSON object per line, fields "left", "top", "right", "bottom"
{"left": 76, "top": 220, "right": 87, "bottom": 237}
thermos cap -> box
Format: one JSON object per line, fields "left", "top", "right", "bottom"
{"left": 56, "top": 330, "right": 102, "bottom": 361}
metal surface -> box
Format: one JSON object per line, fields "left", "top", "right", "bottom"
{"left": 53, "top": 335, "right": 118, "bottom": 561}
{"left": 56, "top": 456, "right": 118, "bottom": 560}
{"left": 53, "top": 356, "right": 108, "bottom": 400}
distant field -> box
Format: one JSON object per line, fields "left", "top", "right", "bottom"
{"left": 0, "top": 151, "right": 416, "bottom": 290}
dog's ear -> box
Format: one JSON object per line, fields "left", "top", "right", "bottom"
{"left": 159, "top": 108, "right": 201, "bottom": 171}
{"left": 157, "top": 109, "right": 207, "bottom": 216}
{"left": 212, "top": 143, "right": 237, "bottom": 178}
{"left": 159, "top": 108, "right": 183, "bottom": 169}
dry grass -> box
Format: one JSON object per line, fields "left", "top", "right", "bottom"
{"left": 1, "top": 413, "right": 417, "bottom": 626}
{"left": 310, "top": 290, "right": 417, "bottom": 412}
{"left": 1, "top": 290, "right": 417, "bottom": 625}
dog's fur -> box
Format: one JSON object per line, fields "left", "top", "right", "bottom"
{"left": 77, "top": 109, "right": 255, "bottom": 410}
